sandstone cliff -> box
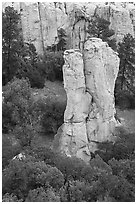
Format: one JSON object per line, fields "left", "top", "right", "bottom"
{"left": 2, "top": 2, "right": 135, "bottom": 55}
{"left": 53, "top": 38, "right": 120, "bottom": 163}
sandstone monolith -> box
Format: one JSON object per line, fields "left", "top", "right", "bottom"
{"left": 53, "top": 49, "right": 92, "bottom": 163}
{"left": 53, "top": 38, "right": 119, "bottom": 163}
{"left": 84, "top": 38, "right": 120, "bottom": 153}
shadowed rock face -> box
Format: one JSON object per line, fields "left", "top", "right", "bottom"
{"left": 53, "top": 38, "right": 119, "bottom": 163}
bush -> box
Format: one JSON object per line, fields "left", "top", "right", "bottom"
{"left": 2, "top": 78, "right": 38, "bottom": 147}
{"left": 95, "top": 131, "right": 135, "bottom": 162}
{"left": 41, "top": 51, "right": 64, "bottom": 82}
{"left": 2, "top": 193, "right": 23, "bottom": 202}
{"left": 3, "top": 144, "right": 135, "bottom": 202}
{"left": 3, "top": 77, "right": 33, "bottom": 127}
{"left": 67, "top": 180, "right": 96, "bottom": 202}
{"left": 95, "top": 172, "right": 134, "bottom": 202}
{"left": 2, "top": 102, "right": 16, "bottom": 133}
{"left": 32, "top": 97, "right": 65, "bottom": 135}
{"left": 108, "top": 158, "right": 135, "bottom": 184}
{"left": 26, "top": 187, "right": 60, "bottom": 202}
{"left": 2, "top": 155, "right": 64, "bottom": 200}
{"left": 12, "top": 124, "right": 36, "bottom": 147}
{"left": 2, "top": 134, "right": 21, "bottom": 169}
{"left": 19, "top": 64, "right": 45, "bottom": 89}
{"left": 115, "top": 90, "right": 135, "bottom": 109}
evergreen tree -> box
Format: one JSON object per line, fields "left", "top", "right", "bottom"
{"left": 87, "top": 16, "right": 117, "bottom": 50}
{"left": 117, "top": 34, "right": 135, "bottom": 94}
{"left": 46, "top": 28, "right": 67, "bottom": 52}
{"left": 57, "top": 28, "right": 67, "bottom": 51}
{"left": 2, "top": 6, "right": 45, "bottom": 88}
{"left": 2, "top": 6, "right": 21, "bottom": 84}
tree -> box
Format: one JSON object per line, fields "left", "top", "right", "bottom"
{"left": 115, "top": 34, "right": 135, "bottom": 108}
{"left": 87, "top": 15, "right": 117, "bottom": 50}
{"left": 2, "top": 6, "right": 45, "bottom": 88}
{"left": 117, "top": 34, "right": 135, "bottom": 94}
{"left": 46, "top": 28, "right": 67, "bottom": 52}
{"left": 2, "top": 6, "right": 21, "bottom": 84}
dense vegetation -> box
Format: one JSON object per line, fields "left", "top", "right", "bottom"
{"left": 115, "top": 34, "right": 135, "bottom": 109}
{"left": 2, "top": 6, "right": 135, "bottom": 202}
{"left": 2, "top": 6, "right": 65, "bottom": 87}
{"left": 87, "top": 15, "right": 117, "bottom": 51}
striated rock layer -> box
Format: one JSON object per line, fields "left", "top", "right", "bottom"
{"left": 53, "top": 38, "right": 119, "bottom": 163}
{"left": 2, "top": 2, "right": 135, "bottom": 55}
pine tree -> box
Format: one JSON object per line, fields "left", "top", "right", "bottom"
{"left": 2, "top": 6, "right": 21, "bottom": 84}
{"left": 116, "top": 33, "right": 135, "bottom": 95}
{"left": 87, "top": 16, "right": 117, "bottom": 50}
{"left": 2, "top": 6, "right": 45, "bottom": 88}
{"left": 46, "top": 28, "right": 67, "bottom": 52}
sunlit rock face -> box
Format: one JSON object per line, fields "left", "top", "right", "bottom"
{"left": 53, "top": 38, "right": 119, "bottom": 162}
{"left": 2, "top": 2, "right": 135, "bottom": 55}
{"left": 53, "top": 49, "right": 92, "bottom": 163}
{"left": 84, "top": 38, "right": 120, "bottom": 153}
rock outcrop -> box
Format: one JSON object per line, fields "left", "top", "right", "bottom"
{"left": 2, "top": 2, "right": 135, "bottom": 55}
{"left": 84, "top": 38, "right": 119, "bottom": 152}
{"left": 53, "top": 38, "right": 119, "bottom": 162}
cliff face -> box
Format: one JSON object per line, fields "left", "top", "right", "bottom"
{"left": 53, "top": 38, "right": 120, "bottom": 163}
{"left": 2, "top": 2, "right": 135, "bottom": 55}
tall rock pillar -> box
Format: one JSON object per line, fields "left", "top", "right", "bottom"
{"left": 53, "top": 38, "right": 119, "bottom": 163}
{"left": 84, "top": 38, "right": 120, "bottom": 152}
{"left": 53, "top": 49, "right": 92, "bottom": 163}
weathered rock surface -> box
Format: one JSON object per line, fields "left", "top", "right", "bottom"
{"left": 53, "top": 38, "right": 119, "bottom": 162}
{"left": 2, "top": 2, "right": 135, "bottom": 54}
{"left": 53, "top": 49, "right": 92, "bottom": 163}
{"left": 84, "top": 38, "right": 119, "bottom": 153}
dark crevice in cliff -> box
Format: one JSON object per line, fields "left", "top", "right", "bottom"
{"left": 37, "top": 2, "right": 45, "bottom": 54}
{"left": 64, "top": 2, "right": 68, "bottom": 15}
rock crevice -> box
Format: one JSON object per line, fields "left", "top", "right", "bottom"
{"left": 53, "top": 38, "right": 119, "bottom": 163}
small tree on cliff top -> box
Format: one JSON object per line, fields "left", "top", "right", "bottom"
{"left": 87, "top": 16, "right": 117, "bottom": 50}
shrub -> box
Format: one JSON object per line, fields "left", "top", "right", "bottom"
{"left": 2, "top": 134, "right": 21, "bottom": 169}
{"left": 95, "top": 131, "right": 135, "bottom": 162}
{"left": 2, "top": 102, "right": 16, "bottom": 133}
{"left": 108, "top": 158, "right": 135, "bottom": 184}
{"left": 95, "top": 172, "right": 134, "bottom": 202}
{"left": 115, "top": 90, "right": 135, "bottom": 109}
{"left": 2, "top": 78, "right": 38, "bottom": 146}
{"left": 108, "top": 176, "right": 134, "bottom": 202}
{"left": 12, "top": 124, "right": 36, "bottom": 147}
{"left": 27, "top": 146, "right": 90, "bottom": 182}
{"left": 41, "top": 51, "right": 64, "bottom": 82}
{"left": 43, "top": 166, "right": 64, "bottom": 190}
{"left": 32, "top": 97, "right": 65, "bottom": 135}
{"left": 19, "top": 64, "right": 45, "bottom": 89}
{"left": 2, "top": 155, "right": 63, "bottom": 200}
{"left": 2, "top": 193, "right": 23, "bottom": 202}
{"left": 3, "top": 77, "right": 32, "bottom": 127}
{"left": 25, "top": 187, "right": 60, "bottom": 202}
{"left": 67, "top": 180, "right": 96, "bottom": 202}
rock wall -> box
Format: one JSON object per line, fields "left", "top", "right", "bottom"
{"left": 2, "top": 2, "right": 135, "bottom": 55}
{"left": 53, "top": 38, "right": 119, "bottom": 163}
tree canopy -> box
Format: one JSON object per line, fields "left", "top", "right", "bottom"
{"left": 87, "top": 16, "right": 117, "bottom": 50}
